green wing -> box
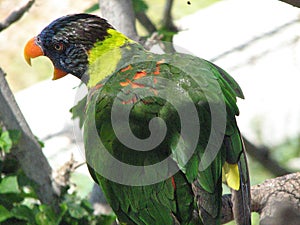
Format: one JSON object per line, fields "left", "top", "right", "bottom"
{"left": 84, "top": 49, "right": 250, "bottom": 225}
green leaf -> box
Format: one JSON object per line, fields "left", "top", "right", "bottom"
{"left": 0, "top": 205, "right": 12, "bottom": 222}
{"left": 67, "top": 202, "right": 88, "bottom": 219}
{"left": 132, "top": 0, "right": 148, "bottom": 13}
{"left": 96, "top": 214, "right": 117, "bottom": 225}
{"left": 80, "top": 198, "right": 94, "bottom": 213}
{"left": 57, "top": 203, "right": 68, "bottom": 224}
{"left": 35, "top": 211, "right": 50, "bottom": 225}
{"left": 2, "top": 153, "right": 19, "bottom": 174}
{"left": 35, "top": 136, "right": 45, "bottom": 148}
{"left": 17, "top": 171, "right": 38, "bottom": 197}
{"left": 0, "top": 176, "right": 20, "bottom": 194}
{"left": 8, "top": 130, "right": 21, "bottom": 146}
{"left": 0, "top": 131, "right": 12, "bottom": 153}
{"left": 35, "top": 205, "right": 57, "bottom": 225}
{"left": 0, "top": 193, "right": 25, "bottom": 209}
{"left": 70, "top": 96, "right": 87, "bottom": 128}
{"left": 158, "top": 28, "right": 178, "bottom": 42}
{"left": 85, "top": 3, "right": 99, "bottom": 13}
{"left": 11, "top": 205, "right": 35, "bottom": 224}
{"left": 36, "top": 203, "right": 67, "bottom": 225}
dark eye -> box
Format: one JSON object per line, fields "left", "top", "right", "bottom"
{"left": 54, "top": 43, "right": 64, "bottom": 51}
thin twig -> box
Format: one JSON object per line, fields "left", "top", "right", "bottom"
{"left": 136, "top": 12, "right": 157, "bottom": 34}
{"left": 0, "top": 0, "right": 35, "bottom": 32}
{"left": 210, "top": 18, "right": 299, "bottom": 62}
{"left": 162, "top": 0, "right": 178, "bottom": 31}
{"left": 243, "top": 137, "right": 291, "bottom": 176}
{"left": 278, "top": 0, "right": 300, "bottom": 8}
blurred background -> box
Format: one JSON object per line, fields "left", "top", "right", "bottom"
{"left": 0, "top": 0, "right": 299, "bottom": 224}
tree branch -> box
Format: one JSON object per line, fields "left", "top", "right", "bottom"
{"left": 99, "top": 0, "right": 139, "bottom": 41}
{"left": 162, "top": 0, "right": 178, "bottom": 31}
{"left": 221, "top": 172, "right": 300, "bottom": 224}
{"left": 0, "top": 68, "right": 60, "bottom": 211}
{"left": 243, "top": 137, "right": 291, "bottom": 176}
{"left": 278, "top": 0, "right": 300, "bottom": 8}
{"left": 210, "top": 19, "right": 298, "bottom": 63}
{"left": 136, "top": 12, "right": 157, "bottom": 34}
{"left": 0, "top": 0, "right": 35, "bottom": 32}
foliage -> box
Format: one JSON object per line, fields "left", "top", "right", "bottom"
{"left": 0, "top": 128, "right": 116, "bottom": 225}
{"left": 273, "top": 136, "right": 300, "bottom": 170}
{"left": 132, "top": 0, "right": 148, "bottom": 13}
{"left": 70, "top": 95, "right": 87, "bottom": 129}
{"left": 0, "top": 128, "right": 20, "bottom": 154}
{"left": 85, "top": 3, "right": 100, "bottom": 14}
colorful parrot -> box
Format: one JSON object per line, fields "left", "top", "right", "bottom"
{"left": 24, "top": 14, "right": 251, "bottom": 225}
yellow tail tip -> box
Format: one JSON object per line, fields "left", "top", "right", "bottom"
{"left": 222, "top": 162, "right": 240, "bottom": 190}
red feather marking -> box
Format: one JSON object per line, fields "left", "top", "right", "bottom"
{"left": 171, "top": 176, "right": 176, "bottom": 189}
{"left": 120, "top": 79, "right": 130, "bottom": 87}
{"left": 153, "top": 59, "right": 165, "bottom": 75}
{"left": 120, "top": 79, "right": 145, "bottom": 89}
{"left": 133, "top": 70, "right": 147, "bottom": 80}
{"left": 94, "top": 83, "right": 103, "bottom": 89}
{"left": 156, "top": 59, "right": 165, "bottom": 65}
{"left": 153, "top": 65, "right": 160, "bottom": 75}
{"left": 87, "top": 83, "right": 104, "bottom": 102}
{"left": 90, "top": 83, "right": 103, "bottom": 93}
{"left": 121, "top": 65, "right": 132, "bottom": 72}
{"left": 130, "top": 82, "right": 145, "bottom": 89}
{"left": 150, "top": 88, "right": 158, "bottom": 96}
{"left": 122, "top": 95, "right": 138, "bottom": 105}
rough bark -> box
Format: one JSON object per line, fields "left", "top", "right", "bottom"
{"left": 221, "top": 172, "right": 300, "bottom": 224}
{"left": 99, "top": 0, "right": 139, "bottom": 41}
{"left": 0, "top": 68, "right": 60, "bottom": 211}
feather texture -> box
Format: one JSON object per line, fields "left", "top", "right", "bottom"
{"left": 25, "top": 14, "right": 251, "bottom": 225}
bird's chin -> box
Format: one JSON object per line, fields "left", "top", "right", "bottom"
{"left": 52, "top": 67, "right": 68, "bottom": 80}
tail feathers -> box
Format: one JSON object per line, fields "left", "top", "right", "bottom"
{"left": 192, "top": 178, "right": 222, "bottom": 225}
{"left": 231, "top": 155, "right": 251, "bottom": 225}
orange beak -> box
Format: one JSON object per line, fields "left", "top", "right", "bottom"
{"left": 24, "top": 37, "right": 43, "bottom": 66}
{"left": 24, "top": 37, "right": 68, "bottom": 80}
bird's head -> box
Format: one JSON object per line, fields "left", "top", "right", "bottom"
{"left": 24, "top": 13, "right": 114, "bottom": 80}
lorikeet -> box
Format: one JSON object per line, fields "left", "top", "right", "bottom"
{"left": 24, "top": 14, "right": 251, "bottom": 225}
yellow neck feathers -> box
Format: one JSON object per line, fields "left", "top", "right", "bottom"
{"left": 87, "top": 29, "right": 134, "bottom": 88}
